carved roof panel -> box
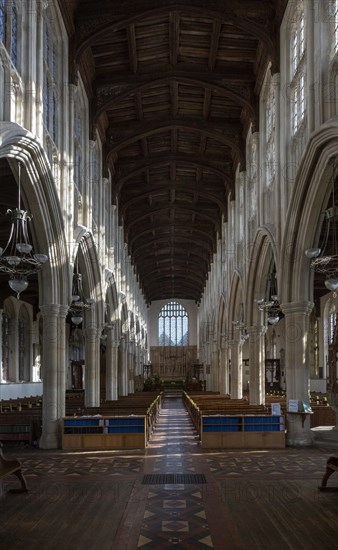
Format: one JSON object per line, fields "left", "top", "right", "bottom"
{"left": 59, "top": 0, "right": 288, "bottom": 304}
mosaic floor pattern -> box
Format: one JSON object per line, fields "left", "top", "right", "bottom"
{"left": 134, "top": 397, "right": 215, "bottom": 549}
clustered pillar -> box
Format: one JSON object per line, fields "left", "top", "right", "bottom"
{"left": 39, "top": 304, "right": 68, "bottom": 449}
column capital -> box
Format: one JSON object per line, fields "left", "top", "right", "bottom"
{"left": 280, "top": 301, "right": 314, "bottom": 317}
{"left": 85, "top": 326, "right": 100, "bottom": 340}
{"left": 106, "top": 327, "right": 120, "bottom": 347}
{"left": 119, "top": 333, "right": 128, "bottom": 349}
{"left": 271, "top": 71, "right": 280, "bottom": 85}
{"left": 247, "top": 324, "right": 266, "bottom": 339}
{"left": 39, "top": 0, "right": 49, "bottom": 11}
{"left": 220, "top": 333, "right": 228, "bottom": 348}
{"left": 40, "top": 304, "right": 66, "bottom": 318}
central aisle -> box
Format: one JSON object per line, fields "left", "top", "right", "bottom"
{"left": 113, "top": 393, "right": 232, "bottom": 549}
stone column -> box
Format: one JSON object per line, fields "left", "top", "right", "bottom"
{"left": 135, "top": 343, "right": 141, "bottom": 382}
{"left": 218, "top": 334, "right": 228, "bottom": 395}
{"left": 248, "top": 324, "right": 265, "bottom": 405}
{"left": 225, "top": 339, "right": 231, "bottom": 395}
{"left": 281, "top": 301, "right": 314, "bottom": 446}
{"left": 128, "top": 340, "right": 135, "bottom": 394}
{"left": 57, "top": 306, "right": 68, "bottom": 419}
{"left": 9, "top": 314, "right": 18, "bottom": 382}
{"left": 39, "top": 304, "right": 67, "bottom": 449}
{"left": 211, "top": 339, "right": 219, "bottom": 391}
{"left": 230, "top": 334, "right": 243, "bottom": 399}
{"left": 85, "top": 326, "right": 100, "bottom": 407}
{"left": 119, "top": 335, "right": 128, "bottom": 396}
{"left": 0, "top": 309, "right": 3, "bottom": 383}
{"left": 105, "top": 324, "right": 118, "bottom": 401}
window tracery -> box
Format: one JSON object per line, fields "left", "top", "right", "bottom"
{"left": 158, "top": 301, "right": 188, "bottom": 346}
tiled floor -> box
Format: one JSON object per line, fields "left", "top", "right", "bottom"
{"left": 1, "top": 394, "right": 338, "bottom": 549}
{"left": 99, "top": 394, "right": 338, "bottom": 550}
{"left": 135, "top": 397, "right": 215, "bottom": 549}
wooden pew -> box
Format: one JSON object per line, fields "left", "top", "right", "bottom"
{"left": 62, "top": 392, "right": 163, "bottom": 450}
{"left": 0, "top": 392, "right": 162, "bottom": 450}
{"left": 0, "top": 442, "right": 28, "bottom": 493}
{"left": 183, "top": 391, "right": 285, "bottom": 449}
{"left": 0, "top": 412, "right": 42, "bottom": 445}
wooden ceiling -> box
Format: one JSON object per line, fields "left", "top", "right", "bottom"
{"left": 61, "top": 0, "right": 288, "bottom": 304}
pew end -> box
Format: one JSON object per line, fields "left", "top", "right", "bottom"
{"left": 0, "top": 442, "right": 28, "bottom": 494}
{"left": 319, "top": 456, "right": 338, "bottom": 491}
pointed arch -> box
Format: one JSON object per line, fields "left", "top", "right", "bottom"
{"left": 228, "top": 270, "right": 245, "bottom": 337}
{"left": 281, "top": 120, "right": 338, "bottom": 304}
{"left": 73, "top": 227, "right": 105, "bottom": 328}
{"left": 246, "top": 227, "right": 279, "bottom": 326}
{"left": 0, "top": 122, "right": 69, "bottom": 306}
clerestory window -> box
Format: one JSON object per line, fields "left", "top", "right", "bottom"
{"left": 329, "top": 0, "right": 338, "bottom": 55}
{"left": 0, "top": 0, "right": 19, "bottom": 69}
{"left": 290, "top": 2, "right": 306, "bottom": 135}
{"left": 43, "top": 24, "right": 58, "bottom": 143}
{"left": 265, "top": 77, "right": 276, "bottom": 187}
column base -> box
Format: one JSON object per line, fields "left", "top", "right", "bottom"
{"left": 39, "top": 431, "right": 60, "bottom": 449}
{"left": 286, "top": 413, "right": 313, "bottom": 447}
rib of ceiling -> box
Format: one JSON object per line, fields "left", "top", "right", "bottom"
{"left": 59, "top": 0, "right": 288, "bottom": 305}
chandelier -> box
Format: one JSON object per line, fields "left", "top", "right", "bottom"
{"left": 256, "top": 272, "right": 281, "bottom": 326}
{"left": 69, "top": 261, "right": 94, "bottom": 325}
{"left": 0, "top": 162, "right": 48, "bottom": 298}
{"left": 305, "top": 158, "right": 338, "bottom": 293}
{"left": 232, "top": 302, "right": 249, "bottom": 342}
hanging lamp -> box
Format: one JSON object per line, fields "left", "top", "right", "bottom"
{"left": 0, "top": 161, "right": 48, "bottom": 298}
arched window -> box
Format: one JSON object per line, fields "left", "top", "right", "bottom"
{"left": 43, "top": 21, "right": 58, "bottom": 144}
{"left": 0, "top": 1, "right": 19, "bottom": 68}
{"left": 329, "top": 301, "right": 337, "bottom": 344}
{"left": 290, "top": 2, "right": 306, "bottom": 135}
{"left": 329, "top": 0, "right": 338, "bottom": 56}
{"left": 265, "top": 74, "right": 277, "bottom": 187}
{"left": 0, "top": 1, "right": 5, "bottom": 43}
{"left": 158, "top": 301, "right": 188, "bottom": 346}
{"left": 10, "top": 1, "right": 17, "bottom": 67}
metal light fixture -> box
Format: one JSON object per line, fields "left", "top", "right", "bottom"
{"left": 0, "top": 161, "right": 48, "bottom": 298}
{"left": 256, "top": 271, "right": 281, "bottom": 326}
{"left": 305, "top": 158, "right": 338, "bottom": 293}
{"left": 232, "top": 303, "right": 249, "bottom": 342}
{"left": 69, "top": 260, "right": 94, "bottom": 325}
